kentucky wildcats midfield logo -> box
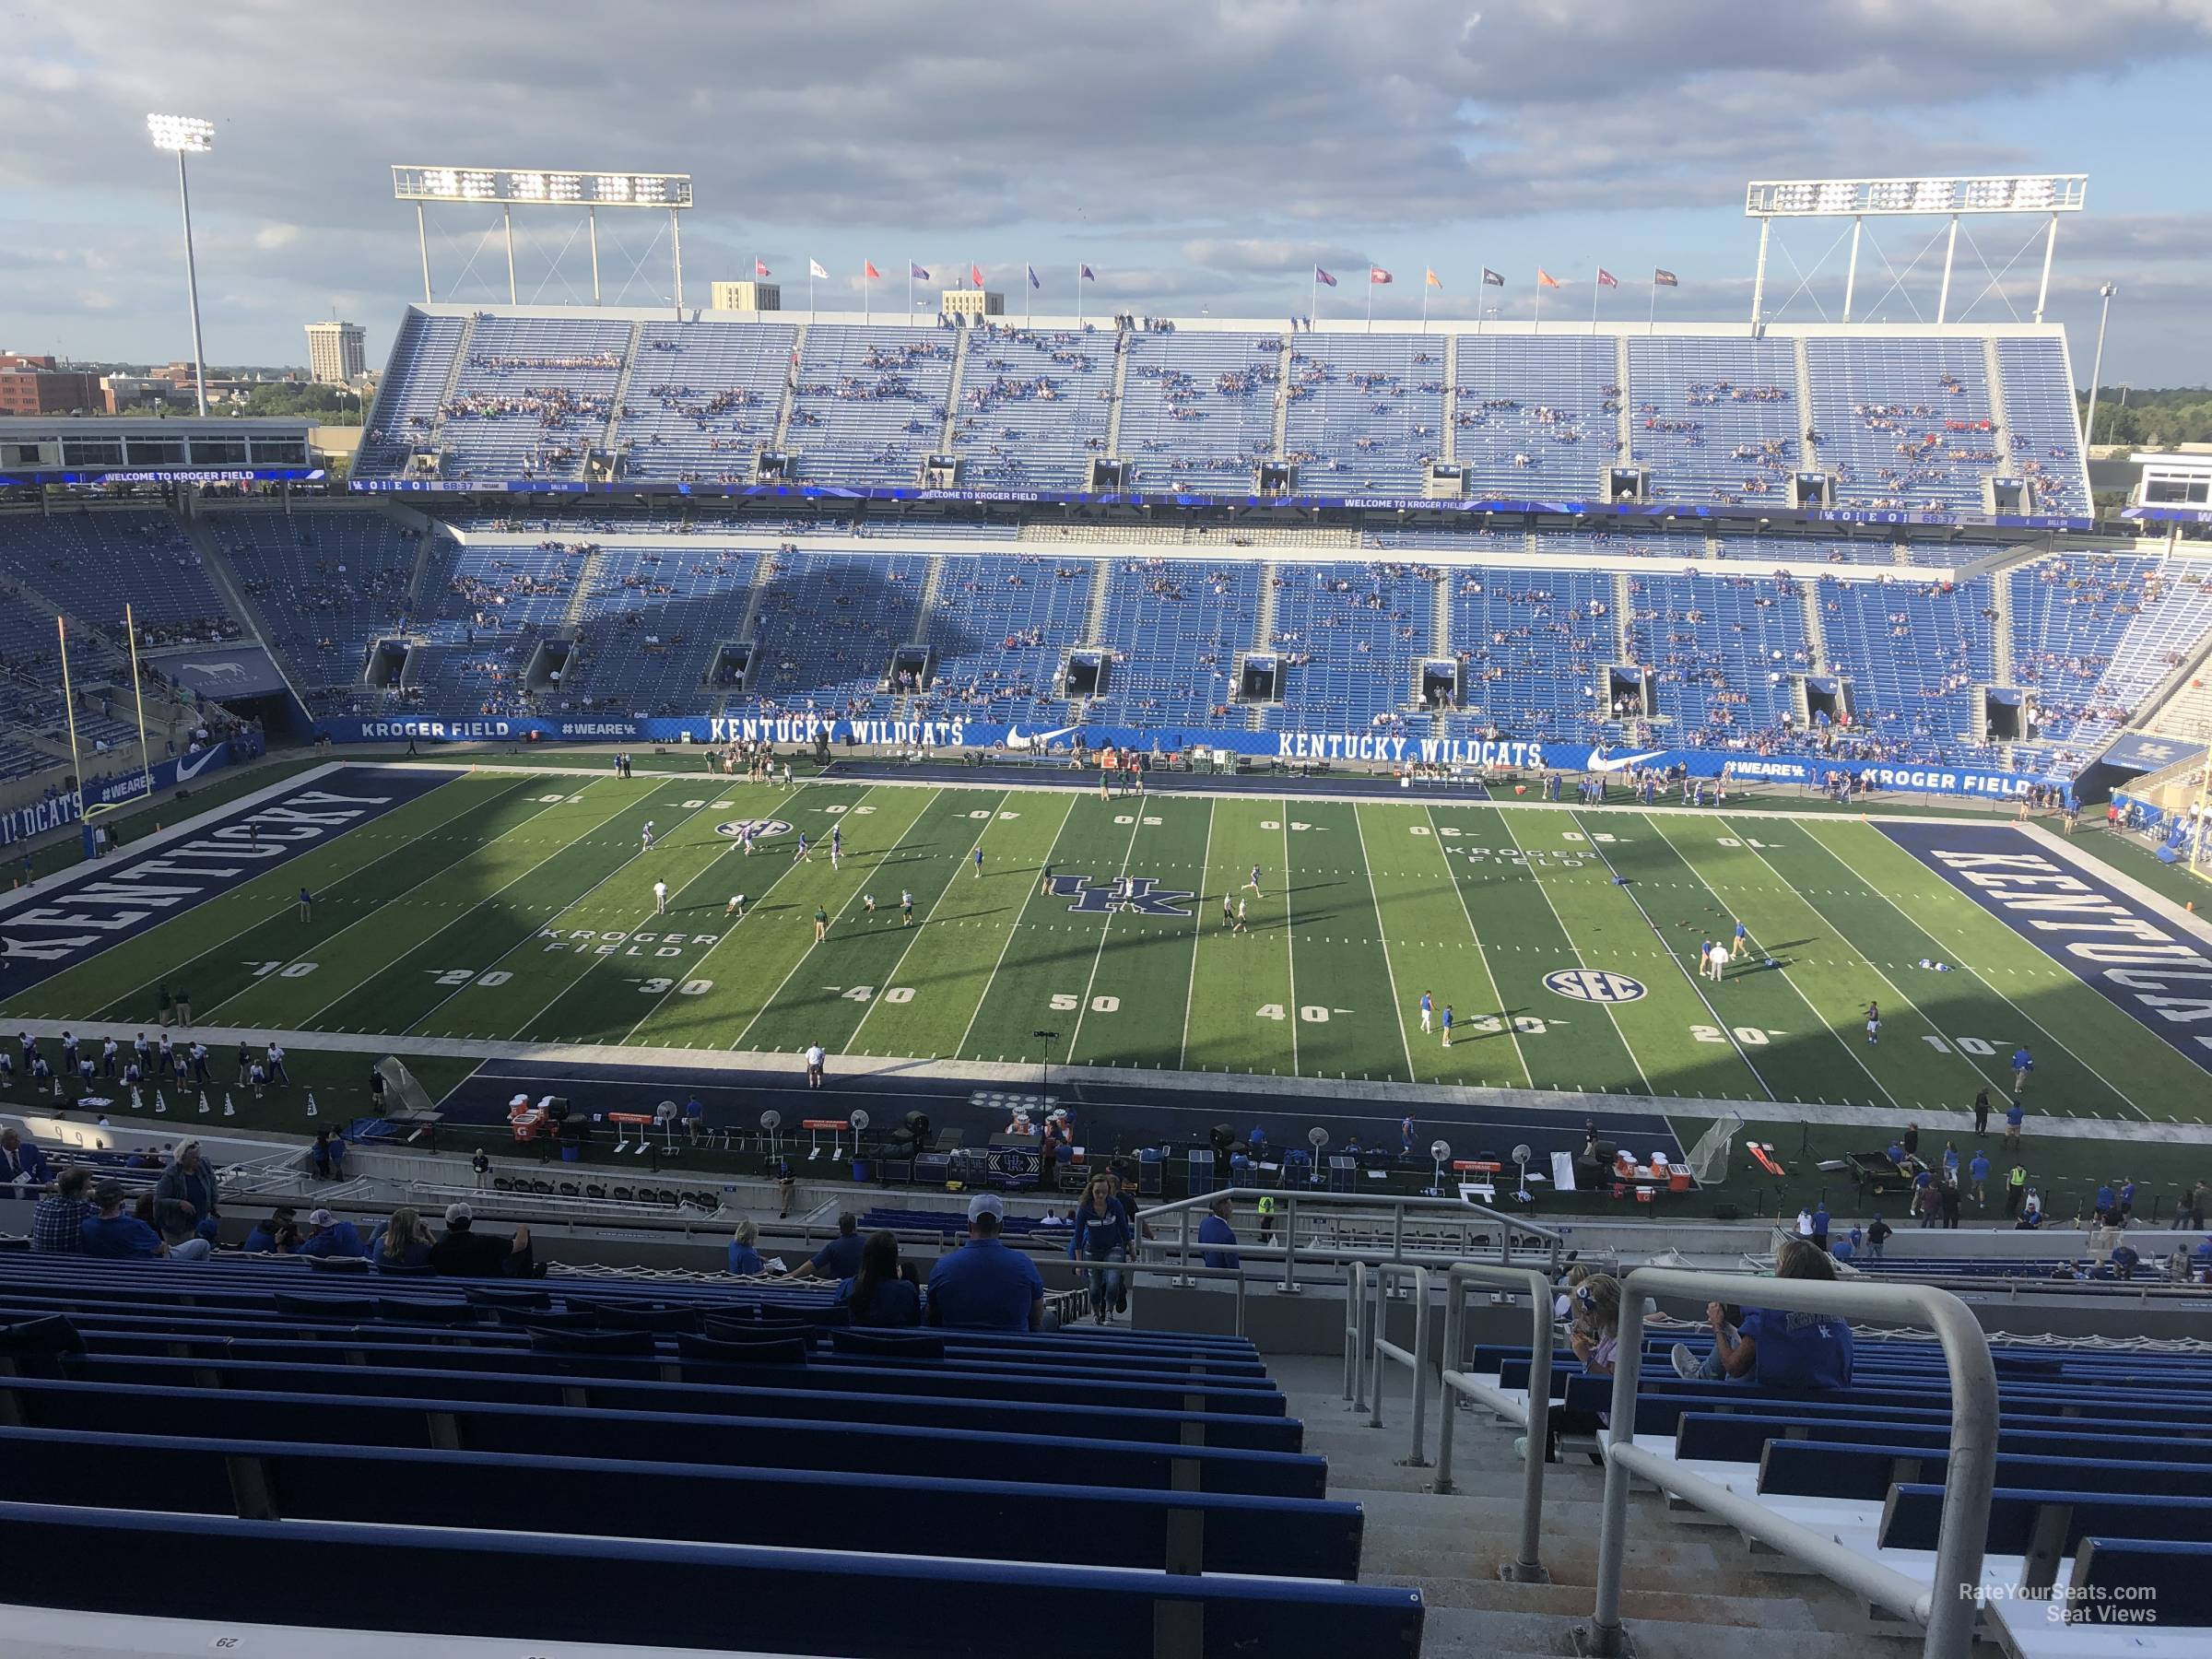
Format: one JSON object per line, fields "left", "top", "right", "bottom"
{"left": 1050, "top": 875, "right": 1195, "bottom": 916}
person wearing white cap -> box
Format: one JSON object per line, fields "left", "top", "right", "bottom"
{"left": 924, "top": 1191, "right": 1044, "bottom": 1331}
{"left": 296, "top": 1206, "right": 367, "bottom": 1260}
{"left": 428, "top": 1202, "right": 535, "bottom": 1278}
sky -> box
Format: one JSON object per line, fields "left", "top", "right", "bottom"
{"left": 4, "top": 0, "right": 2209, "bottom": 386}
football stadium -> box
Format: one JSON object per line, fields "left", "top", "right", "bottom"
{"left": 6, "top": 19, "right": 2212, "bottom": 1657}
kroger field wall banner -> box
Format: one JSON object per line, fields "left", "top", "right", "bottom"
{"left": 312, "top": 713, "right": 2058, "bottom": 804}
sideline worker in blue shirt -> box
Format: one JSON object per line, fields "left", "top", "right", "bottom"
{"left": 926, "top": 1192, "right": 1044, "bottom": 1331}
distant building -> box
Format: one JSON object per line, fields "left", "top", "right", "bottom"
{"left": 939, "top": 289, "right": 1005, "bottom": 320}
{"left": 100, "top": 374, "right": 186, "bottom": 414}
{"left": 709, "top": 280, "right": 782, "bottom": 312}
{"left": 304, "top": 321, "right": 367, "bottom": 385}
{"left": 0, "top": 353, "right": 102, "bottom": 416}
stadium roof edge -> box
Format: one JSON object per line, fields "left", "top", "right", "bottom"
{"left": 393, "top": 299, "right": 2072, "bottom": 339}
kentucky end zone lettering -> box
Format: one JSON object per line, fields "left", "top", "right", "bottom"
{"left": 0, "top": 769, "right": 449, "bottom": 992}
{"left": 1884, "top": 822, "right": 2212, "bottom": 1074}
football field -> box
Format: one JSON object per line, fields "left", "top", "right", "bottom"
{"left": 6, "top": 762, "right": 2209, "bottom": 1126}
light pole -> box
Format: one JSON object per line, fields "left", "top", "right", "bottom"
{"left": 147, "top": 113, "right": 214, "bottom": 418}
{"left": 2082, "top": 281, "right": 2116, "bottom": 451}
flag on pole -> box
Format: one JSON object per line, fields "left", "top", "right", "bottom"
{"left": 1370, "top": 266, "right": 1393, "bottom": 285}
{"left": 970, "top": 262, "right": 984, "bottom": 288}
{"left": 809, "top": 258, "right": 829, "bottom": 279}
{"left": 1080, "top": 265, "right": 1096, "bottom": 281}
{"left": 1653, "top": 268, "right": 1679, "bottom": 287}
{"left": 1027, "top": 265, "right": 1041, "bottom": 288}
{"left": 1537, "top": 268, "right": 1560, "bottom": 288}
{"left": 910, "top": 263, "right": 929, "bottom": 279}
{"left": 1597, "top": 268, "right": 1618, "bottom": 288}
{"left": 1313, "top": 265, "right": 1337, "bottom": 288}
{"left": 1425, "top": 268, "right": 1442, "bottom": 288}
{"left": 865, "top": 260, "right": 881, "bottom": 279}
{"left": 1481, "top": 268, "right": 1504, "bottom": 287}
{"left": 755, "top": 257, "right": 771, "bottom": 277}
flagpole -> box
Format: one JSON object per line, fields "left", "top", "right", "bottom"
{"left": 1421, "top": 275, "right": 1430, "bottom": 335}
{"left": 1591, "top": 269, "right": 1600, "bottom": 336}
{"left": 1025, "top": 268, "right": 1031, "bottom": 328}
{"left": 865, "top": 265, "right": 871, "bottom": 325}
{"left": 1366, "top": 273, "right": 1373, "bottom": 333}
{"left": 907, "top": 259, "right": 912, "bottom": 319}
{"left": 1077, "top": 264, "right": 1083, "bottom": 328}
{"left": 1535, "top": 274, "right": 1542, "bottom": 334}
{"left": 1649, "top": 274, "right": 1657, "bottom": 335}
{"left": 808, "top": 262, "right": 815, "bottom": 317}
{"left": 1310, "top": 268, "right": 1317, "bottom": 331}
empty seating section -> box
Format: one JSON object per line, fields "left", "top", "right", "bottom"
{"left": 564, "top": 545, "right": 760, "bottom": 713}
{"left": 1284, "top": 336, "right": 1447, "bottom": 495}
{"left": 439, "top": 315, "right": 631, "bottom": 481}
{"left": 1447, "top": 568, "right": 1618, "bottom": 740}
{"left": 1629, "top": 572, "right": 1810, "bottom": 739}
{"left": 0, "top": 511, "right": 237, "bottom": 641}
{"left": 2008, "top": 554, "right": 2149, "bottom": 750}
{"left": 1453, "top": 336, "right": 1618, "bottom": 498}
{"left": 2075, "top": 566, "right": 2212, "bottom": 747}
{"left": 1118, "top": 332, "right": 1280, "bottom": 486}
{"left": 789, "top": 325, "right": 954, "bottom": 486}
{"left": 358, "top": 311, "right": 465, "bottom": 474}
{"left": 1712, "top": 532, "right": 1896, "bottom": 568}
{"left": 1805, "top": 338, "right": 2005, "bottom": 511}
{"left": 1996, "top": 337, "right": 2091, "bottom": 514}
{"left": 618, "top": 320, "right": 796, "bottom": 482}
{"left": 0, "top": 1251, "right": 1419, "bottom": 1656}
{"left": 753, "top": 552, "right": 929, "bottom": 714}
{"left": 917, "top": 554, "right": 1090, "bottom": 720}
{"left": 1818, "top": 574, "right": 1995, "bottom": 748}
{"left": 954, "top": 323, "right": 1117, "bottom": 488}
{"left": 1627, "top": 337, "right": 1798, "bottom": 505}
{"left": 1094, "top": 559, "right": 1263, "bottom": 723}
{"left": 207, "top": 509, "right": 422, "bottom": 700}
{"left": 1262, "top": 562, "right": 1436, "bottom": 731}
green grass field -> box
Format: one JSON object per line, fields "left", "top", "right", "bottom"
{"left": 8, "top": 762, "right": 2210, "bottom": 1133}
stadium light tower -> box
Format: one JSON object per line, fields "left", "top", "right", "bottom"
{"left": 147, "top": 113, "right": 215, "bottom": 417}
{"left": 2082, "top": 282, "right": 2117, "bottom": 449}
{"left": 391, "top": 167, "right": 695, "bottom": 312}
{"left": 1744, "top": 174, "right": 2087, "bottom": 328}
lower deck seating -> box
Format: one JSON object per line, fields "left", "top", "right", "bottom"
{"left": 0, "top": 1250, "right": 1416, "bottom": 1656}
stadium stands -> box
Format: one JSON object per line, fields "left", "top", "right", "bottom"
{"left": 1261, "top": 561, "right": 1436, "bottom": 731}
{"left": 954, "top": 321, "right": 1117, "bottom": 488}
{"left": 1816, "top": 574, "right": 1996, "bottom": 754}
{"left": 0, "top": 1247, "right": 1421, "bottom": 1656}
{"left": 1629, "top": 571, "right": 1810, "bottom": 739}
{"left": 917, "top": 553, "right": 1092, "bottom": 720}
{"left": 1452, "top": 335, "right": 1618, "bottom": 499}
{"left": 788, "top": 324, "right": 956, "bottom": 487}
{"left": 1285, "top": 335, "right": 1447, "bottom": 495}
{"left": 1092, "top": 558, "right": 1264, "bottom": 724}
{"left": 1626, "top": 335, "right": 1799, "bottom": 506}
{"left": 1445, "top": 566, "right": 1618, "bottom": 740}
{"left": 563, "top": 544, "right": 760, "bottom": 712}
{"left": 1118, "top": 330, "right": 1282, "bottom": 486}
{"left": 619, "top": 319, "right": 796, "bottom": 482}
{"left": 0, "top": 509, "right": 240, "bottom": 642}
{"left": 1804, "top": 337, "right": 2008, "bottom": 512}
{"left": 752, "top": 550, "right": 931, "bottom": 714}
{"left": 438, "top": 314, "right": 631, "bottom": 482}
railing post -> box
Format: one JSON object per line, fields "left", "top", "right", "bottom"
{"left": 1433, "top": 1274, "right": 1468, "bottom": 1494}
{"left": 1511, "top": 1275, "right": 1554, "bottom": 1583}
{"left": 1583, "top": 1272, "right": 1647, "bottom": 1657}
{"left": 1403, "top": 1265, "right": 1431, "bottom": 1467}
{"left": 1280, "top": 1194, "right": 1300, "bottom": 1291}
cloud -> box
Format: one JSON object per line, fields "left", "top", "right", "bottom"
{"left": 253, "top": 223, "right": 300, "bottom": 251}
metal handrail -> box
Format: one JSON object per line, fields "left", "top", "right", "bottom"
{"left": 1341, "top": 1259, "right": 1371, "bottom": 1407}
{"left": 1433, "top": 1263, "right": 1557, "bottom": 1583}
{"left": 1137, "top": 1186, "right": 1563, "bottom": 1288}
{"left": 1367, "top": 1262, "right": 1432, "bottom": 1467}
{"left": 1584, "top": 1267, "right": 1999, "bottom": 1659}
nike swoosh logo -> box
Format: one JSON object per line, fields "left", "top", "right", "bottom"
{"left": 174, "top": 747, "right": 222, "bottom": 782}
{"left": 1589, "top": 750, "right": 1664, "bottom": 774}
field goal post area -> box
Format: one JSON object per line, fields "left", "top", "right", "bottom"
{"left": 375, "top": 1056, "right": 441, "bottom": 1117}
{"left": 1686, "top": 1112, "right": 1744, "bottom": 1186}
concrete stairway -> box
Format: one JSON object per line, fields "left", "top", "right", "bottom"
{"left": 1266, "top": 1354, "right": 1941, "bottom": 1658}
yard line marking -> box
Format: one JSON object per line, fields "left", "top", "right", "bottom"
{"left": 1175, "top": 797, "right": 1218, "bottom": 1072}
{"left": 1566, "top": 809, "right": 1777, "bottom": 1103}
{"left": 113, "top": 772, "right": 533, "bottom": 1024}
{"left": 1497, "top": 809, "right": 1652, "bottom": 1096}
{"left": 1653, "top": 815, "right": 1903, "bottom": 1112}
{"left": 848, "top": 791, "right": 1009, "bottom": 1053}
{"left": 732, "top": 788, "right": 935, "bottom": 1053}
{"left": 419, "top": 788, "right": 728, "bottom": 1039}
{"left": 1066, "top": 804, "right": 1151, "bottom": 1061}
{"left": 955, "top": 793, "right": 1079, "bottom": 1062}
{"left": 1350, "top": 804, "right": 1417, "bottom": 1084}
{"left": 1799, "top": 821, "right": 2155, "bottom": 1123}
{"left": 1420, "top": 804, "right": 1527, "bottom": 1086}
{"left": 617, "top": 785, "right": 817, "bottom": 1041}
{"left": 288, "top": 779, "right": 651, "bottom": 1032}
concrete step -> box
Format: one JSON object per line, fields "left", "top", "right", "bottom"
{"left": 1418, "top": 1605, "right": 1929, "bottom": 1659}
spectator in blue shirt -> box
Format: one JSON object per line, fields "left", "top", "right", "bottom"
{"left": 1968, "top": 1150, "right": 1991, "bottom": 1209}
{"left": 926, "top": 1193, "right": 1044, "bottom": 1332}
{"left": 369, "top": 1207, "right": 433, "bottom": 1270}
{"left": 241, "top": 1206, "right": 300, "bottom": 1254}
{"left": 838, "top": 1230, "right": 922, "bottom": 1327}
{"left": 682, "top": 1096, "right": 705, "bottom": 1145}
{"left": 1198, "top": 1194, "right": 1241, "bottom": 1271}
{"left": 725, "top": 1218, "right": 764, "bottom": 1277}
{"left": 29, "top": 1168, "right": 93, "bottom": 1253}
{"left": 1808, "top": 1204, "right": 1830, "bottom": 1251}
{"left": 78, "top": 1180, "right": 167, "bottom": 1258}
{"left": 297, "top": 1208, "right": 367, "bottom": 1260}
{"left": 0, "top": 1127, "right": 51, "bottom": 1190}
{"left": 1830, "top": 1228, "right": 1857, "bottom": 1264}
{"left": 2009, "top": 1046, "right": 2033, "bottom": 1097}
{"left": 1704, "top": 1240, "right": 1853, "bottom": 1391}
{"left": 1070, "top": 1174, "right": 1135, "bottom": 1324}
{"left": 789, "top": 1212, "right": 865, "bottom": 1280}
{"left": 2004, "top": 1099, "right": 2026, "bottom": 1149}
{"left": 2095, "top": 1182, "right": 2115, "bottom": 1223}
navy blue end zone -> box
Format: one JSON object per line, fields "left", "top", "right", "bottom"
{"left": 0, "top": 767, "right": 452, "bottom": 992}
{"left": 438, "top": 1054, "right": 1682, "bottom": 1175}
{"left": 1881, "top": 821, "right": 2212, "bottom": 1077}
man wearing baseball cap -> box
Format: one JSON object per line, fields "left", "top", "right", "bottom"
{"left": 428, "top": 1202, "right": 535, "bottom": 1278}
{"left": 924, "top": 1191, "right": 1045, "bottom": 1332}
{"left": 295, "top": 1207, "right": 367, "bottom": 1261}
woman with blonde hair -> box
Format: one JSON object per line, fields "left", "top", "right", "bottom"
{"left": 371, "top": 1206, "right": 434, "bottom": 1271}
{"left": 726, "top": 1218, "right": 764, "bottom": 1277}
{"left": 1518, "top": 1272, "right": 1622, "bottom": 1465}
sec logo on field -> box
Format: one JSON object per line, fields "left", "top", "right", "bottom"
{"left": 1544, "top": 970, "right": 1648, "bottom": 1004}
{"left": 715, "top": 818, "right": 794, "bottom": 840}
